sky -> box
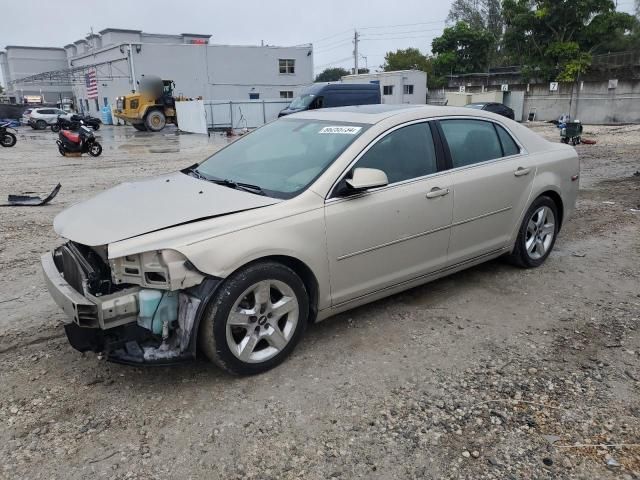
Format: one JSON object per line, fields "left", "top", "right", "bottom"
{"left": 0, "top": 0, "right": 453, "bottom": 82}
{"left": 0, "top": 0, "right": 637, "bottom": 85}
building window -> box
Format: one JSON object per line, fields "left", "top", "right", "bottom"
{"left": 94, "top": 98, "right": 99, "bottom": 111}
{"left": 249, "top": 93, "right": 260, "bottom": 100}
{"left": 404, "top": 85, "right": 414, "bottom": 95}
{"left": 383, "top": 85, "right": 394, "bottom": 95}
{"left": 280, "top": 91, "right": 294, "bottom": 99}
{"left": 103, "top": 97, "right": 108, "bottom": 107}
{"left": 279, "top": 59, "right": 295, "bottom": 74}
{"left": 84, "top": 99, "right": 89, "bottom": 111}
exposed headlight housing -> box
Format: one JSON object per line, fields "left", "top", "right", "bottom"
{"left": 109, "top": 250, "right": 205, "bottom": 291}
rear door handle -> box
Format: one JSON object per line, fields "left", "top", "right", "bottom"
{"left": 514, "top": 167, "right": 531, "bottom": 177}
{"left": 426, "top": 187, "right": 450, "bottom": 199}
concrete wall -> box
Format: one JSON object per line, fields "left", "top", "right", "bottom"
{"left": 522, "top": 80, "right": 640, "bottom": 124}
{"left": 342, "top": 70, "right": 427, "bottom": 104}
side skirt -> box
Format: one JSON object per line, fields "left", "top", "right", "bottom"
{"left": 316, "top": 247, "right": 510, "bottom": 322}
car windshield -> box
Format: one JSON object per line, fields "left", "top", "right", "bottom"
{"left": 465, "top": 103, "right": 485, "bottom": 109}
{"left": 194, "top": 118, "right": 368, "bottom": 199}
{"left": 288, "top": 94, "right": 315, "bottom": 110}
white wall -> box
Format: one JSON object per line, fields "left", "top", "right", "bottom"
{"left": 342, "top": 70, "right": 427, "bottom": 104}
{"left": 69, "top": 42, "right": 314, "bottom": 115}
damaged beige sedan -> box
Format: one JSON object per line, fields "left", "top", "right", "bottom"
{"left": 42, "top": 105, "right": 579, "bottom": 375}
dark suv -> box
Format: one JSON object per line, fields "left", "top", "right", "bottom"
{"left": 465, "top": 102, "right": 515, "bottom": 120}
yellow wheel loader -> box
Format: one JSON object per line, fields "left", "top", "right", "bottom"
{"left": 114, "top": 76, "right": 177, "bottom": 132}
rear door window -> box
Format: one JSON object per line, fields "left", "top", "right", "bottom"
{"left": 355, "top": 122, "right": 438, "bottom": 184}
{"left": 439, "top": 119, "right": 503, "bottom": 168}
{"left": 496, "top": 125, "right": 520, "bottom": 156}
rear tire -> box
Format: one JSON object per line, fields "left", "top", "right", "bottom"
{"left": 145, "top": 110, "right": 166, "bottom": 132}
{"left": 132, "top": 123, "right": 147, "bottom": 132}
{"left": 51, "top": 124, "right": 61, "bottom": 133}
{"left": 1, "top": 132, "right": 17, "bottom": 147}
{"left": 508, "top": 196, "right": 559, "bottom": 268}
{"left": 199, "top": 262, "right": 309, "bottom": 375}
{"left": 58, "top": 146, "right": 66, "bottom": 156}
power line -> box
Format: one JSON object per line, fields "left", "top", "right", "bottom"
{"left": 314, "top": 39, "right": 354, "bottom": 53}
{"left": 314, "top": 56, "right": 354, "bottom": 69}
{"left": 358, "top": 20, "right": 445, "bottom": 30}
{"left": 310, "top": 29, "right": 353, "bottom": 45}
{"left": 360, "top": 34, "right": 439, "bottom": 41}
{"left": 362, "top": 28, "right": 445, "bottom": 37}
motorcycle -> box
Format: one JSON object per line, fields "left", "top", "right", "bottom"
{"left": 0, "top": 121, "right": 18, "bottom": 147}
{"left": 56, "top": 122, "right": 103, "bottom": 157}
{"left": 51, "top": 114, "right": 101, "bottom": 133}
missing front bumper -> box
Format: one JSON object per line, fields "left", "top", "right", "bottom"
{"left": 42, "top": 250, "right": 221, "bottom": 365}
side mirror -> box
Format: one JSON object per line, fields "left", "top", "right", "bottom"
{"left": 346, "top": 168, "right": 388, "bottom": 191}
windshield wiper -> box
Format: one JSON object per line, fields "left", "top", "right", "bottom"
{"left": 210, "top": 178, "right": 266, "bottom": 196}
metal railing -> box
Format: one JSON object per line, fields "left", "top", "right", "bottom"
{"left": 203, "top": 100, "right": 291, "bottom": 130}
{"left": 591, "top": 51, "right": 640, "bottom": 69}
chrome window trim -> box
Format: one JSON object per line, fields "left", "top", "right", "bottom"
{"left": 325, "top": 115, "right": 528, "bottom": 204}
{"left": 326, "top": 118, "right": 439, "bottom": 203}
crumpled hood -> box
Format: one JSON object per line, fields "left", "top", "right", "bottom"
{"left": 54, "top": 172, "right": 281, "bottom": 246}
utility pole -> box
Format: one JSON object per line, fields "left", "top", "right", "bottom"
{"left": 353, "top": 30, "right": 359, "bottom": 74}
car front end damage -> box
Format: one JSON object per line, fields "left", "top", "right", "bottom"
{"left": 42, "top": 241, "right": 219, "bottom": 365}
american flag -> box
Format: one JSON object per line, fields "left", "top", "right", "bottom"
{"left": 85, "top": 69, "right": 98, "bottom": 99}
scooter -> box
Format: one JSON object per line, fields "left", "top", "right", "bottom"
{"left": 56, "top": 122, "right": 102, "bottom": 157}
{"left": 0, "top": 122, "right": 18, "bottom": 147}
{"left": 51, "top": 114, "right": 101, "bottom": 133}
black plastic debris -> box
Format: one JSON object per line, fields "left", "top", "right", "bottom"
{"left": 3, "top": 183, "right": 61, "bottom": 206}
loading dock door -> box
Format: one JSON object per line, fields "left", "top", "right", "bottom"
{"left": 503, "top": 91, "right": 525, "bottom": 122}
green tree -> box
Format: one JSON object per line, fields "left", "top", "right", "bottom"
{"left": 430, "top": 22, "right": 494, "bottom": 82}
{"left": 502, "top": 0, "right": 636, "bottom": 81}
{"left": 382, "top": 48, "right": 431, "bottom": 72}
{"left": 447, "top": 0, "right": 503, "bottom": 39}
{"left": 381, "top": 48, "right": 439, "bottom": 87}
{"left": 315, "top": 67, "right": 350, "bottom": 82}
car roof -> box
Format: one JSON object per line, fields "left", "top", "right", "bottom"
{"left": 289, "top": 104, "right": 513, "bottom": 124}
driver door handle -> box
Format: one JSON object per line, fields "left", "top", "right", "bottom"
{"left": 426, "top": 187, "right": 450, "bottom": 199}
{"left": 514, "top": 167, "right": 531, "bottom": 177}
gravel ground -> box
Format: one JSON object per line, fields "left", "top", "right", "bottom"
{"left": 0, "top": 122, "right": 638, "bottom": 480}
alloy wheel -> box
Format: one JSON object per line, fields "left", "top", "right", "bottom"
{"left": 225, "top": 280, "right": 299, "bottom": 364}
{"left": 525, "top": 206, "right": 555, "bottom": 260}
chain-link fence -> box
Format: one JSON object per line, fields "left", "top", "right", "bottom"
{"left": 203, "top": 100, "right": 291, "bottom": 130}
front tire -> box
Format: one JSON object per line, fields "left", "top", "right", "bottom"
{"left": 145, "top": 110, "right": 166, "bottom": 132}
{"left": 92, "top": 124, "right": 100, "bottom": 131}
{"left": 88, "top": 142, "right": 102, "bottom": 157}
{"left": 36, "top": 120, "right": 47, "bottom": 130}
{"left": 1, "top": 132, "right": 17, "bottom": 147}
{"left": 199, "top": 262, "right": 309, "bottom": 375}
{"left": 509, "top": 196, "right": 559, "bottom": 268}
{"left": 51, "top": 124, "right": 61, "bottom": 133}
{"left": 132, "top": 123, "right": 147, "bottom": 132}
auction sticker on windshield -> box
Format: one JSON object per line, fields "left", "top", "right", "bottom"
{"left": 318, "top": 126, "right": 363, "bottom": 135}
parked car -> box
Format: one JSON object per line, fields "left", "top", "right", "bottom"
{"left": 21, "top": 108, "right": 34, "bottom": 125}
{"left": 27, "top": 107, "right": 70, "bottom": 129}
{"left": 465, "top": 102, "right": 515, "bottom": 120}
{"left": 279, "top": 83, "right": 381, "bottom": 117}
{"left": 42, "top": 105, "right": 579, "bottom": 375}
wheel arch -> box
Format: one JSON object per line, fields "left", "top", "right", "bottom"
{"left": 191, "top": 254, "right": 320, "bottom": 358}
{"left": 538, "top": 189, "right": 564, "bottom": 230}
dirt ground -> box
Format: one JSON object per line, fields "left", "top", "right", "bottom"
{"left": 0, "top": 122, "right": 638, "bottom": 480}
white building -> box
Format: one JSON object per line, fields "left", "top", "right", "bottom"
{"left": 341, "top": 70, "right": 427, "bottom": 104}
{"left": 1, "top": 28, "right": 314, "bottom": 116}
{"left": 0, "top": 46, "right": 72, "bottom": 103}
